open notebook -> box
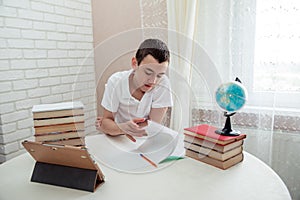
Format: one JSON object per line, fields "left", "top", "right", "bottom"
{"left": 86, "top": 121, "right": 183, "bottom": 173}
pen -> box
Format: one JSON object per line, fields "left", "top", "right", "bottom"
{"left": 125, "top": 134, "right": 136, "bottom": 142}
{"left": 139, "top": 153, "right": 157, "bottom": 168}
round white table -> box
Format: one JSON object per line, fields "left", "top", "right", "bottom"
{"left": 0, "top": 150, "right": 291, "bottom": 200}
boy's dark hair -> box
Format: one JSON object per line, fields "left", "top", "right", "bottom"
{"left": 135, "top": 39, "right": 170, "bottom": 66}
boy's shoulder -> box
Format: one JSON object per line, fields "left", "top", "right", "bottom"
{"left": 108, "top": 70, "right": 131, "bottom": 83}
{"left": 157, "top": 74, "right": 171, "bottom": 87}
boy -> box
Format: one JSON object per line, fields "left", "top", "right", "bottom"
{"left": 95, "top": 38, "right": 173, "bottom": 138}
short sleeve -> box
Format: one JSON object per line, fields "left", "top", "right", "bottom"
{"left": 152, "top": 76, "right": 173, "bottom": 108}
{"left": 101, "top": 76, "right": 120, "bottom": 113}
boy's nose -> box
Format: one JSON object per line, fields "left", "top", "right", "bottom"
{"left": 148, "top": 75, "right": 157, "bottom": 84}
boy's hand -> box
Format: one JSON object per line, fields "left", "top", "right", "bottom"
{"left": 134, "top": 118, "right": 148, "bottom": 127}
{"left": 118, "top": 118, "right": 148, "bottom": 137}
{"left": 95, "top": 116, "right": 104, "bottom": 132}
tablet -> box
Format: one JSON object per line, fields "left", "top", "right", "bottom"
{"left": 22, "top": 140, "right": 105, "bottom": 192}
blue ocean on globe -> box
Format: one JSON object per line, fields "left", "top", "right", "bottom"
{"left": 215, "top": 82, "right": 247, "bottom": 112}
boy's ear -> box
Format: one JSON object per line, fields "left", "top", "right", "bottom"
{"left": 131, "top": 57, "right": 138, "bottom": 70}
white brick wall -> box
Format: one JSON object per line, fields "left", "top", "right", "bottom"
{"left": 0, "top": 0, "right": 97, "bottom": 163}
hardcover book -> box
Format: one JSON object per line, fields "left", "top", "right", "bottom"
{"left": 32, "top": 101, "right": 85, "bottom": 146}
{"left": 42, "top": 137, "right": 85, "bottom": 146}
{"left": 184, "top": 124, "right": 246, "bottom": 145}
{"left": 34, "top": 115, "right": 85, "bottom": 127}
{"left": 184, "top": 124, "right": 246, "bottom": 169}
{"left": 186, "top": 149, "right": 244, "bottom": 170}
{"left": 184, "top": 141, "right": 243, "bottom": 161}
{"left": 32, "top": 101, "right": 84, "bottom": 115}
{"left": 34, "top": 131, "right": 85, "bottom": 142}
{"left": 34, "top": 122, "right": 84, "bottom": 135}
{"left": 184, "top": 134, "right": 244, "bottom": 153}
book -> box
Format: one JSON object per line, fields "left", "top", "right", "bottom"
{"left": 42, "top": 137, "right": 85, "bottom": 146}
{"left": 32, "top": 101, "right": 86, "bottom": 147}
{"left": 35, "top": 131, "right": 85, "bottom": 142}
{"left": 34, "top": 122, "right": 84, "bottom": 135}
{"left": 185, "top": 148, "right": 244, "bottom": 170}
{"left": 32, "top": 101, "right": 84, "bottom": 119}
{"left": 184, "top": 141, "right": 243, "bottom": 161}
{"left": 184, "top": 134, "right": 244, "bottom": 153}
{"left": 34, "top": 115, "right": 85, "bottom": 126}
{"left": 33, "top": 109, "right": 84, "bottom": 119}
{"left": 184, "top": 124, "right": 246, "bottom": 145}
{"left": 32, "top": 101, "right": 84, "bottom": 113}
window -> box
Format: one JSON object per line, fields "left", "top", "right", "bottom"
{"left": 188, "top": 1, "right": 300, "bottom": 111}
{"left": 250, "top": 0, "right": 300, "bottom": 109}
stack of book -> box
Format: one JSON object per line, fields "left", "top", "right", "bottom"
{"left": 184, "top": 124, "right": 246, "bottom": 170}
{"left": 32, "top": 101, "right": 85, "bottom": 146}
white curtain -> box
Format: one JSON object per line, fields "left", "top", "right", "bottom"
{"left": 167, "top": 0, "right": 198, "bottom": 132}
{"left": 167, "top": 0, "right": 233, "bottom": 130}
{"left": 166, "top": 0, "right": 300, "bottom": 199}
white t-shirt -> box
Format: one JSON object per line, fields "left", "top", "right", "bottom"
{"left": 101, "top": 70, "right": 173, "bottom": 123}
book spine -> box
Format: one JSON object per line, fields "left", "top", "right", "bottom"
{"left": 184, "top": 135, "right": 225, "bottom": 152}
{"left": 183, "top": 124, "right": 246, "bottom": 145}
{"left": 184, "top": 142, "right": 243, "bottom": 161}
{"left": 41, "top": 138, "right": 85, "bottom": 146}
{"left": 184, "top": 131, "right": 229, "bottom": 145}
{"left": 35, "top": 131, "right": 85, "bottom": 142}
{"left": 34, "top": 122, "right": 84, "bottom": 135}
{"left": 33, "top": 109, "right": 84, "bottom": 119}
{"left": 34, "top": 115, "right": 84, "bottom": 127}
{"left": 185, "top": 149, "right": 244, "bottom": 170}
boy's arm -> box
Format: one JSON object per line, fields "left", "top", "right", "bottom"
{"left": 100, "top": 109, "right": 122, "bottom": 136}
{"left": 149, "top": 107, "right": 169, "bottom": 124}
{"left": 100, "top": 108, "right": 147, "bottom": 137}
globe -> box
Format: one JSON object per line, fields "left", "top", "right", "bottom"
{"left": 215, "top": 81, "right": 247, "bottom": 113}
{"left": 215, "top": 80, "right": 247, "bottom": 136}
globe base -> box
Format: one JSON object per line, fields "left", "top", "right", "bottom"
{"left": 215, "top": 129, "right": 240, "bottom": 136}
{"left": 215, "top": 113, "right": 241, "bottom": 136}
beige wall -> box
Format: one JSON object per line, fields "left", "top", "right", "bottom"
{"left": 91, "top": 0, "right": 144, "bottom": 116}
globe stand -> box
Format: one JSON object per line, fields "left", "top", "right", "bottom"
{"left": 215, "top": 112, "right": 240, "bottom": 136}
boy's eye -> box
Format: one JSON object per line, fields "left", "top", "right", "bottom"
{"left": 144, "top": 70, "right": 153, "bottom": 75}
{"left": 144, "top": 69, "right": 164, "bottom": 79}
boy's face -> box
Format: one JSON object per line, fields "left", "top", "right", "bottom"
{"left": 131, "top": 54, "right": 168, "bottom": 92}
